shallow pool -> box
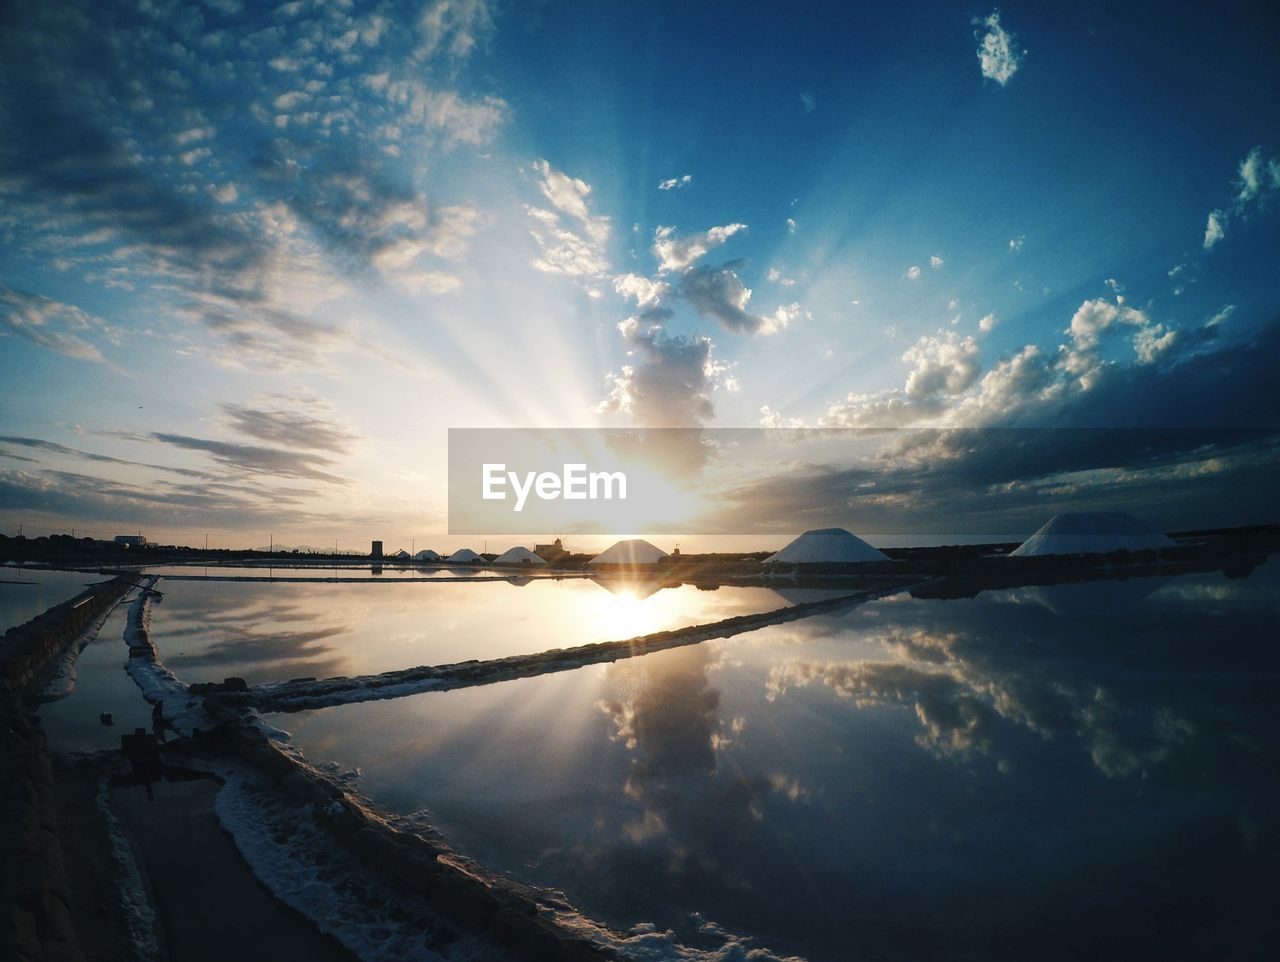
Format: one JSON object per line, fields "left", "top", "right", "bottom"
{"left": 149, "top": 578, "right": 825, "bottom": 685}
{"left": 0, "top": 564, "right": 112, "bottom": 633}
{"left": 271, "top": 558, "right": 1280, "bottom": 961}
{"left": 40, "top": 604, "right": 155, "bottom": 753}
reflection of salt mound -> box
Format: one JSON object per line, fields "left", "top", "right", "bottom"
{"left": 766, "top": 586, "right": 858, "bottom": 605}
{"left": 764, "top": 528, "right": 889, "bottom": 565}
{"left": 445, "top": 548, "right": 484, "bottom": 564}
{"left": 492, "top": 546, "right": 547, "bottom": 566}
{"left": 1019, "top": 577, "right": 1169, "bottom": 617}
{"left": 591, "top": 577, "right": 665, "bottom": 600}
{"left": 413, "top": 549, "right": 440, "bottom": 562}
{"left": 1010, "top": 512, "right": 1175, "bottom": 557}
{"left": 588, "top": 539, "right": 669, "bottom": 566}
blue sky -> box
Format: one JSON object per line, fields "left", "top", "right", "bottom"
{"left": 1, "top": 0, "right": 1278, "bottom": 549}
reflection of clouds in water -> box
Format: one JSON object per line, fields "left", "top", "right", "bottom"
{"left": 1147, "top": 578, "right": 1280, "bottom": 604}
{"left": 165, "top": 623, "right": 347, "bottom": 669}
{"left": 153, "top": 587, "right": 353, "bottom": 682}
{"left": 765, "top": 658, "right": 1000, "bottom": 761}
{"left": 711, "top": 715, "right": 747, "bottom": 752}
{"left": 596, "top": 646, "right": 811, "bottom": 859}
{"left": 766, "top": 623, "right": 1199, "bottom": 776}
{"left": 1079, "top": 694, "right": 1196, "bottom": 778}
{"left": 1001, "top": 578, "right": 1166, "bottom": 618}
{"left": 767, "top": 772, "right": 810, "bottom": 803}
{"left": 598, "top": 646, "right": 721, "bottom": 782}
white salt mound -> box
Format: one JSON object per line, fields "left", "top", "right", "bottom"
{"left": 588, "top": 539, "right": 669, "bottom": 566}
{"left": 764, "top": 528, "right": 890, "bottom": 565}
{"left": 492, "top": 546, "right": 548, "bottom": 566}
{"left": 412, "top": 549, "right": 440, "bottom": 561}
{"left": 1010, "top": 512, "right": 1176, "bottom": 557}
{"left": 445, "top": 548, "right": 483, "bottom": 564}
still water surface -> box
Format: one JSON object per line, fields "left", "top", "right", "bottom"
{"left": 271, "top": 560, "right": 1280, "bottom": 961}
{"left": 0, "top": 565, "right": 110, "bottom": 633}
{"left": 40, "top": 605, "right": 154, "bottom": 752}
{"left": 149, "top": 578, "right": 822, "bottom": 685}
{"left": 141, "top": 564, "right": 507, "bottom": 579}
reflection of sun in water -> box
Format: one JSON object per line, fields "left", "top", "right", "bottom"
{"left": 587, "top": 585, "right": 659, "bottom": 639}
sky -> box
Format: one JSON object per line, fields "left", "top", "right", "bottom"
{"left": 1, "top": 0, "right": 1278, "bottom": 551}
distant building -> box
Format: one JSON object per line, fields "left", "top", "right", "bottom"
{"left": 371, "top": 540, "right": 383, "bottom": 559}
{"left": 534, "top": 537, "right": 568, "bottom": 563}
{"left": 114, "top": 534, "right": 148, "bottom": 547}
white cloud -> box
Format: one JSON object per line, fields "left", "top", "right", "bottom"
{"left": 525, "top": 162, "right": 612, "bottom": 281}
{"left": 273, "top": 90, "right": 306, "bottom": 111}
{"left": 799, "top": 93, "right": 816, "bottom": 114}
{"left": 416, "top": 0, "right": 496, "bottom": 61}
{"left": 760, "top": 405, "right": 806, "bottom": 429}
{"left": 963, "top": 344, "right": 1053, "bottom": 417}
{"left": 1203, "top": 210, "right": 1225, "bottom": 249}
{"left": 905, "top": 265, "right": 922, "bottom": 280}
{"left": 1064, "top": 297, "right": 1179, "bottom": 385}
{"left": 786, "top": 217, "right": 797, "bottom": 234}
{"left": 1009, "top": 235, "right": 1025, "bottom": 251}
{"left": 1235, "top": 147, "right": 1273, "bottom": 205}
{"left": 1205, "top": 304, "right": 1235, "bottom": 327}
{"left": 1133, "top": 324, "right": 1179, "bottom": 364}
{"left": 1201, "top": 147, "right": 1280, "bottom": 250}
{"left": 613, "top": 273, "right": 671, "bottom": 310}
{"left": 930, "top": 254, "right": 944, "bottom": 269}
{"left": 531, "top": 159, "right": 611, "bottom": 246}
{"left": 658, "top": 174, "right": 693, "bottom": 191}
{"left": 904, "top": 331, "right": 981, "bottom": 398}
{"left": 976, "top": 10, "right": 1024, "bottom": 86}
{"left": 174, "top": 126, "right": 214, "bottom": 146}
{"left": 766, "top": 267, "right": 796, "bottom": 287}
{"left": 410, "top": 89, "right": 508, "bottom": 147}
{"left": 652, "top": 223, "right": 746, "bottom": 273}
{"left": 767, "top": 302, "right": 803, "bottom": 334}
{"left": 0, "top": 286, "right": 110, "bottom": 363}
{"left": 816, "top": 392, "right": 946, "bottom": 429}
{"left": 528, "top": 221, "right": 610, "bottom": 278}
{"left": 369, "top": 202, "right": 485, "bottom": 275}
{"left": 978, "top": 313, "right": 997, "bottom": 333}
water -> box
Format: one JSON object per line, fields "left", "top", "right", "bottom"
{"left": 148, "top": 578, "right": 823, "bottom": 686}
{"left": 269, "top": 559, "right": 1280, "bottom": 961}
{"left": 40, "top": 605, "right": 154, "bottom": 752}
{"left": 0, "top": 564, "right": 111, "bottom": 633}
{"left": 140, "top": 564, "right": 507, "bottom": 579}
